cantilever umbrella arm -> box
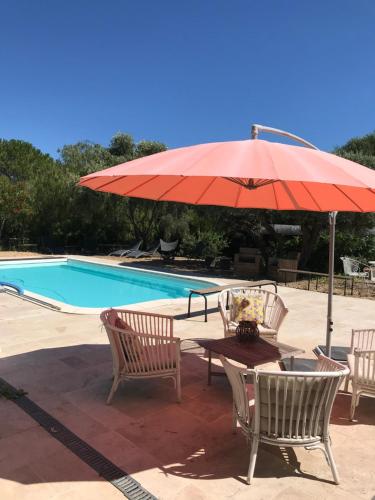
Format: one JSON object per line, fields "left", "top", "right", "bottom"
{"left": 251, "top": 124, "right": 336, "bottom": 358}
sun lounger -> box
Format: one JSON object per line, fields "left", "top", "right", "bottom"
{"left": 109, "top": 241, "right": 142, "bottom": 257}
{"left": 127, "top": 242, "right": 160, "bottom": 258}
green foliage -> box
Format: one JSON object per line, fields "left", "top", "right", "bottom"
{"left": 0, "top": 130, "right": 374, "bottom": 273}
{"left": 181, "top": 229, "right": 228, "bottom": 259}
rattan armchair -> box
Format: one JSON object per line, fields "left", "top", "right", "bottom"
{"left": 101, "top": 308, "right": 181, "bottom": 404}
{"left": 218, "top": 287, "right": 288, "bottom": 340}
{"left": 348, "top": 328, "right": 375, "bottom": 420}
{"left": 221, "top": 354, "right": 349, "bottom": 485}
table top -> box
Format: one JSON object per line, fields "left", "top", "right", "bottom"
{"left": 196, "top": 336, "right": 304, "bottom": 368}
{"left": 317, "top": 345, "right": 350, "bottom": 362}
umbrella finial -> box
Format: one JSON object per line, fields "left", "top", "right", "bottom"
{"left": 250, "top": 124, "right": 319, "bottom": 150}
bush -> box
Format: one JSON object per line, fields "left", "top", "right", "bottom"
{"left": 180, "top": 230, "right": 228, "bottom": 259}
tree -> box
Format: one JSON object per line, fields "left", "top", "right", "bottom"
{"left": 0, "top": 139, "right": 56, "bottom": 243}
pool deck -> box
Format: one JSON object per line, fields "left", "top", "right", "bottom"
{"left": 0, "top": 255, "right": 375, "bottom": 499}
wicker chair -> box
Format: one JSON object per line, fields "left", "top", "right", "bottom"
{"left": 100, "top": 308, "right": 181, "bottom": 404}
{"left": 221, "top": 354, "right": 349, "bottom": 485}
{"left": 348, "top": 329, "right": 375, "bottom": 420}
{"left": 218, "top": 287, "right": 288, "bottom": 340}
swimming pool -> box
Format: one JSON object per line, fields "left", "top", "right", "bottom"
{"left": 0, "top": 258, "right": 214, "bottom": 310}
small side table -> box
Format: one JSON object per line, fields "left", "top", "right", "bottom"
{"left": 196, "top": 336, "right": 304, "bottom": 385}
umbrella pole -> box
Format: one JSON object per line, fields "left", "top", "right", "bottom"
{"left": 326, "top": 211, "right": 337, "bottom": 358}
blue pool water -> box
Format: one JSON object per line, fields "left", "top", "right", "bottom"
{"left": 0, "top": 259, "right": 213, "bottom": 308}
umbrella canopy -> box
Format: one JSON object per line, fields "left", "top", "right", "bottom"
{"left": 79, "top": 128, "right": 375, "bottom": 358}
{"left": 79, "top": 139, "right": 375, "bottom": 211}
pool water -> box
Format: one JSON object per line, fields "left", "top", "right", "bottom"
{"left": 0, "top": 259, "right": 213, "bottom": 308}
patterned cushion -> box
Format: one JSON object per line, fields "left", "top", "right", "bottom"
{"left": 232, "top": 292, "right": 264, "bottom": 324}
{"left": 107, "top": 310, "right": 143, "bottom": 361}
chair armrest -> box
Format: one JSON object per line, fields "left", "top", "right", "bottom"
{"left": 137, "top": 333, "right": 181, "bottom": 343}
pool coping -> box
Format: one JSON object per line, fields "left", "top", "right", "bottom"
{"left": 0, "top": 255, "right": 227, "bottom": 315}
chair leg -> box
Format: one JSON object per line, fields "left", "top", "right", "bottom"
{"left": 344, "top": 374, "right": 350, "bottom": 392}
{"left": 247, "top": 437, "right": 259, "bottom": 484}
{"left": 324, "top": 440, "right": 340, "bottom": 484}
{"left": 176, "top": 371, "right": 182, "bottom": 403}
{"left": 106, "top": 374, "right": 120, "bottom": 405}
{"left": 232, "top": 403, "right": 237, "bottom": 434}
{"left": 350, "top": 387, "right": 358, "bottom": 420}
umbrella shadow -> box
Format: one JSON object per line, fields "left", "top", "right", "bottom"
{"left": 0, "top": 343, "right": 369, "bottom": 492}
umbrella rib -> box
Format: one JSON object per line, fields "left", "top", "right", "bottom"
{"left": 300, "top": 182, "right": 323, "bottom": 211}
{"left": 272, "top": 182, "right": 279, "bottom": 210}
{"left": 234, "top": 184, "right": 242, "bottom": 208}
{"left": 279, "top": 181, "right": 303, "bottom": 210}
{"left": 122, "top": 175, "right": 160, "bottom": 196}
{"left": 156, "top": 176, "right": 186, "bottom": 200}
{"left": 195, "top": 177, "right": 217, "bottom": 204}
{"left": 83, "top": 175, "right": 129, "bottom": 191}
{"left": 332, "top": 184, "right": 365, "bottom": 212}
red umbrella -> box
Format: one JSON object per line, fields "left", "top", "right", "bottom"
{"left": 79, "top": 125, "right": 375, "bottom": 355}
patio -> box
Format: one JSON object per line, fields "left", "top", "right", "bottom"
{"left": 0, "top": 277, "right": 374, "bottom": 499}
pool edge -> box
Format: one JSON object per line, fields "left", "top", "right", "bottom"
{"left": 0, "top": 255, "right": 225, "bottom": 315}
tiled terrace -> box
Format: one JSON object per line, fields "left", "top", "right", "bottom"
{"left": 0, "top": 270, "right": 374, "bottom": 499}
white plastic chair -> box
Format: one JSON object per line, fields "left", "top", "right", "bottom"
{"left": 340, "top": 257, "right": 368, "bottom": 278}
{"left": 221, "top": 354, "right": 349, "bottom": 485}
{"left": 101, "top": 308, "right": 181, "bottom": 404}
{"left": 348, "top": 329, "right": 375, "bottom": 420}
{"left": 218, "top": 287, "right": 288, "bottom": 340}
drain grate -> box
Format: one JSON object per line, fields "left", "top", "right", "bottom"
{"left": 0, "top": 378, "right": 157, "bottom": 500}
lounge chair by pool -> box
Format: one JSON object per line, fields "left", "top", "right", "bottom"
{"left": 109, "top": 241, "right": 142, "bottom": 257}
{"left": 127, "top": 242, "right": 160, "bottom": 259}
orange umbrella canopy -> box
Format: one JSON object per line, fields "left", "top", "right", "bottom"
{"left": 79, "top": 139, "right": 375, "bottom": 212}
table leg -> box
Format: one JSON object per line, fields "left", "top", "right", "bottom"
{"left": 204, "top": 295, "right": 208, "bottom": 322}
{"left": 187, "top": 292, "right": 193, "bottom": 318}
{"left": 208, "top": 350, "right": 212, "bottom": 385}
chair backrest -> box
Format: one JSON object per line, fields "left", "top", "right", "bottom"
{"left": 220, "top": 355, "right": 252, "bottom": 430}
{"left": 351, "top": 329, "right": 375, "bottom": 352}
{"left": 218, "top": 287, "right": 288, "bottom": 330}
{"left": 221, "top": 355, "right": 348, "bottom": 442}
{"left": 131, "top": 240, "right": 143, "bottom": 251}
{"left": 351, "top": 329, "right": 375, "bottom": 388}
{"left": 160, "top": 239, "right": 179, "bottom": 252}
{"left": 100, "top": 308, "right": 174, "bottom": 375}
{"left": 353, "top": 350, "right": 375, "bottom": 388}
{"left": 341, "top": 257, "right": 360, "bottom": 276}
{"left": 253, "top": 356, "right": 348, "bottom": 442}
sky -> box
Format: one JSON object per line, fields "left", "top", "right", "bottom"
{"left": 1, "top": 0, "right": 375, "bottom": 157}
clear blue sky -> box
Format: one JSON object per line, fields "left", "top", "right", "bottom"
{"left": 1, "top": 0, "right": 375, "bottom": 157}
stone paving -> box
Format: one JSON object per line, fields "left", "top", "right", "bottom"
{"left": 0, "top": 266, "right": 374, "bottom": 499}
